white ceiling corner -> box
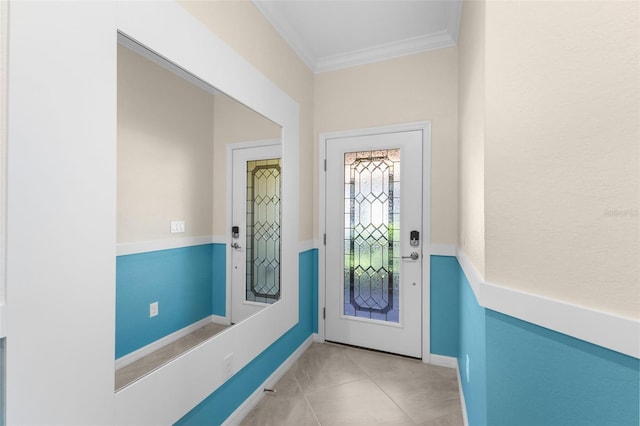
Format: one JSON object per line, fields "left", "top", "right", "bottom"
{"left": 252, "top": 0, "right": 319, "bottom": 71}
{"left": 253, "top": 0, "right": 463, "bottom": 74}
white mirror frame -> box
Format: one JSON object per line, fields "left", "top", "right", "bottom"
{"left": 7, "top": 1, "right": 297, "bottom": 423}
{"left": 113, "top": 2, "right": 299, "bottom": 424}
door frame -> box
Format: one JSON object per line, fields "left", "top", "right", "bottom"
{"left": 226, "top": 139, "right": 282, "bottom": 325}
{"left": 318, "top": 122, "right": 431, "bottom": 362}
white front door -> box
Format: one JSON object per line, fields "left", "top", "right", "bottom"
{"left": 231, "top": 143, "right": 282, "bottom": 324}
{"left": 325, "top": 130, "right": 424, "bottom": 357}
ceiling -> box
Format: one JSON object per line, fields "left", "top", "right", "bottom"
{"left": 253, "top": 0, "right": 463, "bottom": 74}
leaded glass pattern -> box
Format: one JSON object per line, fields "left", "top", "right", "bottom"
{"left": 246, "top": 158, "right": 281, "bottom": 304}
{"left": 344, "top": 149, "right": 400, "bottom": 323}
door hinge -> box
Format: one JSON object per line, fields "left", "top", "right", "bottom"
{"left": 323, "top": 234, "right": 326, "bottom": 245}
{"left": 324, "top": 159, "right": 326, "bottom": 171}
{"left": 323, "top": 307, "right": 326, "bottom": 319}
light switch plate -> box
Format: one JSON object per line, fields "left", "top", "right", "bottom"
{"left": 170, "top": 220, "right": 185, "bottom": 233}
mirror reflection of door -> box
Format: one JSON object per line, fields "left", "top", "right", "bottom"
{"left": 231, "top": 143, "right": 282, "bottom": 324}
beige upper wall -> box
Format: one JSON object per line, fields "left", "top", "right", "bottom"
{"left": 117, "top": 45, "right": 214, "bottom": 243}
{"left": 457, "top": 0, "right": 486, "bottom": 276}
{"left": 482, "top": 1, "right": 639, "bottom": 318}
{"left": 314, "top": 48, "right": 459, "bottom": 245}
{"left": 179, "top": 0, "right": 315, "bottom": 242}
{"left": 118, "top": 44, "right": 281, "bottom": 243}
{"left": 212, "top": 94, "right": 281, "bottom": 235}
{"left": 178, "top": 2, "right": 459, "bottom": 245}
{"left": 120, "top": 0, "right": 638, "bottom": 321}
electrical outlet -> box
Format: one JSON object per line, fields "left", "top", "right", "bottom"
{"left": 222, "top": 353, "right": 234, "bottom": 380}
{"left": 150, "top": 302, "right": 159, "bottom": 318}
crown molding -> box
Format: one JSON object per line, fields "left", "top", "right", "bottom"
{"left": 252, "top": 1, "right": 458, "bottom": 74}
{"left": 315, "top": 30, "right": 456, "bottom": 73}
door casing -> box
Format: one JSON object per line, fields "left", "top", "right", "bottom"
{"left": 318, "top": 122, "right": 432, "bottom": 362}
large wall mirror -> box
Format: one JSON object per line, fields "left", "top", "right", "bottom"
{"left": 114, "top": 3, "right": 299, "bottom": 424}
{"left": 116, "top": 38, "right": 283, "bottom": 390}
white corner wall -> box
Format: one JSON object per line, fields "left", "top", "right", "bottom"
{"left": 7, "top": 2, "right": 117, "bottom": 423}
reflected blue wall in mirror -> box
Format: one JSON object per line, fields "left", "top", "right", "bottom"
{"left": 176, "top": 248, "right": 318, "bottom": 425}
{"left": 116, "top": 243, "right": 226, "bottom": 358}
{"left": 212, "top": 244, "right": 227, "bottom": 317}
{"left": 116, "top": 38, "right": 282, "bottom": 364}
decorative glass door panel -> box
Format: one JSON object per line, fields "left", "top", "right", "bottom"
{"left": 344, "top": 150, "right": 400, "bottom": 323}
{"left": 325, "top": 129, "right": 424, "bottom": 358}
{"left": 246, "top": 158, "right": 281, "bottom": 304}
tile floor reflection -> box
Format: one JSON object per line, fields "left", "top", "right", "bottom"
{"left": 115, "top": 322, "right": 230, "bottom": 391}
{"left": 241, "top": 342, "right": 464, "bottom": 426}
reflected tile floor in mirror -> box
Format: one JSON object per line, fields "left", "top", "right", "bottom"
{"left": 241, "top": 342, "right": 463, "bottom": 426}
{"left": 115, "top": 322, "right": 230, "bottom": 391}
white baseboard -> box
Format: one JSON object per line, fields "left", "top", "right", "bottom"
{"left": 429, "top": 353, "right": 458, "bottom": 369}
{"left": 222, "top": 335, "right": 314, "bottom": 425}
{"left": 455, "top": 361, "right": 469, "bottom": 426}
{"left": 211, "top": 314, "right": 230, "bottom": 325}
{"left": 115, "top": 315, "right": 217, "bottom": 370}
{"left": 312, "top": 333, "right": 323, "bottom": 343}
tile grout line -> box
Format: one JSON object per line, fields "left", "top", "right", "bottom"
{"left": 342, "top": 345, "right": 465, "bottom": 425}
{"left": 343, "top": 346, "right": 421, "bottom": 425}
{"left": 241, "top": 342, "right": 464, "bottom": 425}
{"left": 296, "top": 375, "right": 322, "bottom": 426}
{"left": 289, "top": 345, "right": 324, "bottom": 426}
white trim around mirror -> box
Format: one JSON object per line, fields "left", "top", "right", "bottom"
{"left": 114, "top": 2, "right": 299, "bottom": 424}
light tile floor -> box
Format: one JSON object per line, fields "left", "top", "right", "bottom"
{"left": 241, "top": 342, "right": 464, "bottom": 426}
{"left": 115, "top": 322, "right": 230, "bottom": 391}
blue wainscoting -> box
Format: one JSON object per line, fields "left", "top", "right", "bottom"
{"left": 0, "top": 338, "right": 4, "bottom": 426}
{"left": 211, "top": 244, "right": 226, "bottom": 317}
{"left": 116, "top": 243, "right": 226, "bottom": 359}
{"left": 124, "top": 247, "right": 638, "bottom": 425}
{"left": 457, "top": 265, "right": 488, "bottom": 426}
{"left": 456, "top": 259, "right": 640, "bottom": 426}
{"left": 175, "top": 249, "right": 317, "bottom": 425}
{"left": 486, "top": 309, "right": 640, "bottom": 426}
{"left": 430, "top": 255, "right": 459, "bottom": 357}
